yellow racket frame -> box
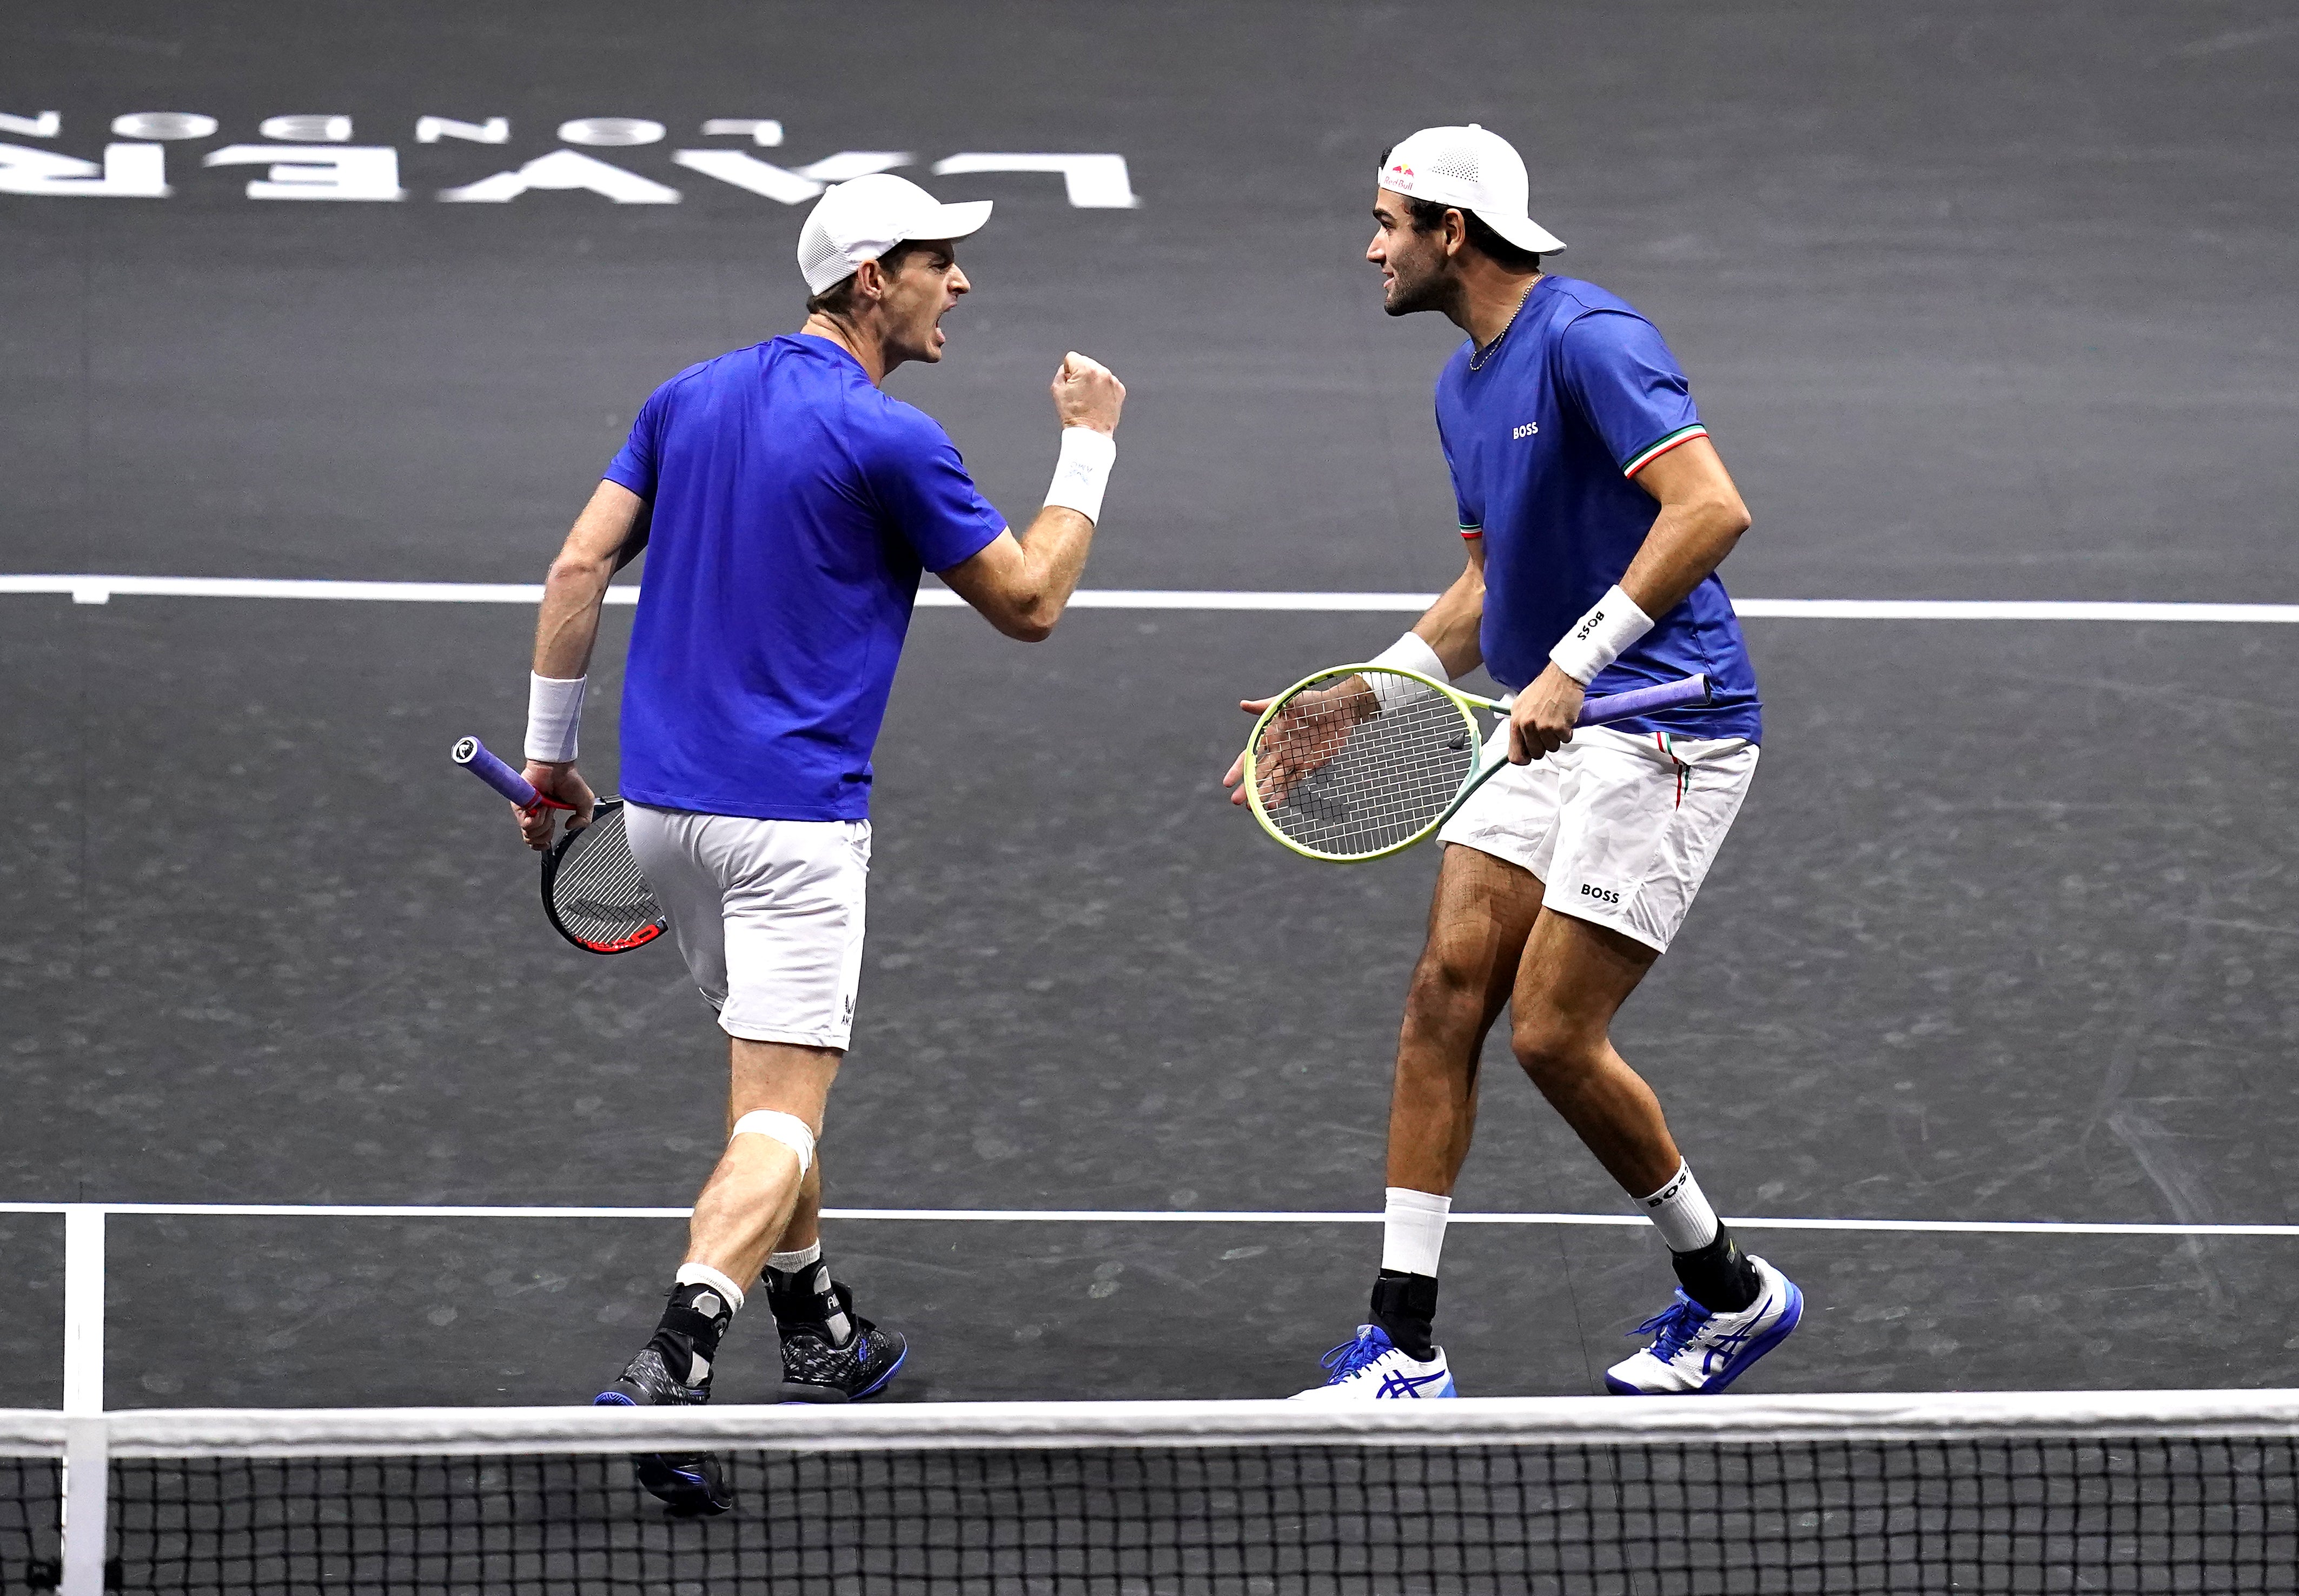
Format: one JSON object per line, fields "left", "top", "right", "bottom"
{"left": 1241, "top": 664, "right": 1511, "bottom": 864}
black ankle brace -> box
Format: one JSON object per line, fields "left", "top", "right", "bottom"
{"left": 650, "top": 1281, "right": 734, "bottom": 1383}
{"left": 765, "top": 1260, "right": 833, "bottom": 1319}
{"left": 1671, "top": 1229, "right": 1761, "bottom": 1314}
{"left": 1370, "top": 1269, "right": 1440, "bottom": 1361}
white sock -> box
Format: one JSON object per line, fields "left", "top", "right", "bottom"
{"left": 1380, "top": 1187, "right": 1452, "bottom": 1276}
{"left": 767, "top": 1241, "right": 822, "bottom": 1276}
{"left": 674, "top": 1261, "right": 746, "bottom": 1315}
{"left": 1638, "top": 1161, "right": 1720, "bottom": 1254}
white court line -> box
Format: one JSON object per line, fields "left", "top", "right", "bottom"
{"left": 4, "top": 1201, "right": 2295, "bottom": 1237}
{"left": 3, "top": 574, "right": 2298, "bottom": 621}
{"left": 1731, "top": 598, "right": 2299, "bottom": 622}
{"left": 61, "top": 1211, "right": 103, "bottom": 1416}
{"left": 59, "top": 1210, "right": 107, "bottom": 1596}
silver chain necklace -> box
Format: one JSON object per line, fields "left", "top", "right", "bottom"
{"left": 1467, "top": 277, "right": 1540, "bottom": 372}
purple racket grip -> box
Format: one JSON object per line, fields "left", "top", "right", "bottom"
{"left": 451, "top": 736, "right": 541, "bottom": 808}
{"left": 1578, "top": 674, "right": 1709, "bottom": 727}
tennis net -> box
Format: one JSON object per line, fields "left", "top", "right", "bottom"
{"left": 7, "top": 1392, "right": 2297, "bottom": 1593}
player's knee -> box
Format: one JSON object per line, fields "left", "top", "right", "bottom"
{"left": 1404, "top": 946, "right": 1490, "bottom": 1024}
{"left": 730, "top": 1109, "right": 814, "bottom": 1177}
{"left": 1510, "top": 1008, "right": 1596, "bottom": 1083}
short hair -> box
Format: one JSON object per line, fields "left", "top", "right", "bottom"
{"left": 1400, "top": 194, "right": 1543, "bottom": 275}
{"left": 804, "top": 239, "right": 927, "bottom": 317}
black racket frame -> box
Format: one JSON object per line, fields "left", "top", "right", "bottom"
{"left": 540, "top": 797, "right": 669, "bottom": 956}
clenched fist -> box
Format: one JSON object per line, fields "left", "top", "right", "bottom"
{"left": 1051, "top": 351, "right": 1125, "bottom": 434}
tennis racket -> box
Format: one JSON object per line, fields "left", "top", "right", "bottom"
{"left": 450, "top": 737, "right": 668, "bottom": 955}
{"left": 1243, "top": 669, "right": 1710, "bottom": 863}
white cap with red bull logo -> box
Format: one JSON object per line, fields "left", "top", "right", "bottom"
{"left": 1377, "top": 124, "right": 1566, "bottom": 255}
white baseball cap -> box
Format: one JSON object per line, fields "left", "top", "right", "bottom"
{"left": 1376, "top": 124, "right": 1565, "bottom": 255}
{"left": 796, "top": 173, "right": 993, "bottom": 295}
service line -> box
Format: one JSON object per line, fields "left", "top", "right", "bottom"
{"left": 3, "top": 574, "right": 2298, "bottom": 622}
{"left": 3, "top": 1201, "right": 2295, "bottom": 1237}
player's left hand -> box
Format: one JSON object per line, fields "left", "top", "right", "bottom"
{"left": 1223, "top": 677, "right": 1379, "bottom": 806}
{"left": 1221, "top": 699, "right": 1276, "bottom": 805}
{"left": 1508, "top": 663, "right": 1584, "bottom": 764}
{"left": 517, "top": 760, "right": 594, "bottom": 851}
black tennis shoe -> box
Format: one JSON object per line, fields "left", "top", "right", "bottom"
{"left": 593, "top": 1341, "right": 732, "bottom": 1516}
{"left": 777, "top": 1282, "right": 907, "bottom": 1401}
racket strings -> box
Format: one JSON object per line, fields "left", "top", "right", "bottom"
{"left": 551, "top": 808, "right": 661, "bottom": 944}
{"left": 1252, "top": 672, "right": 1481, "bottom": 858}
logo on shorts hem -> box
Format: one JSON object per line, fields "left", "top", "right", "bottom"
{"left": 1578, "top": 882, "right": 1626, "bottom": 907}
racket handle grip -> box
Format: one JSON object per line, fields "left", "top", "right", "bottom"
{"left": 1579, "top": 673, "right": 1710, "bottom": 726}
{"left": 452, "top": 736, "right": 541, "bottom": 808}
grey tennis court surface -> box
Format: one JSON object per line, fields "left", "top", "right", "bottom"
{"left": 3, "top": 0, "right": 2295, "bottom": 1410}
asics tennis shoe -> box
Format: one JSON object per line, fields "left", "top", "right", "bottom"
{"left": 1289, "top": 1323, "right": 1456, "bottom": 1401}
{"left": 777, "top": 1281, "right": 908, "bottom": 1401}
{"left": 1604, "top": 1255, "right": 1803, "bottom": 1395}
{"left": 594, "top": 1342, "right": 733, "bottom": 1516}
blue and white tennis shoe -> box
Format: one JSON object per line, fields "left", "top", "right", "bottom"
{"left": 1289, "top": 1324, "right": 1456, "bottom": 1402}
{"left": 1604, "top": 1255, "right": 1803, "bottom": 1395}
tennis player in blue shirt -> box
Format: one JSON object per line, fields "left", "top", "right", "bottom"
{"left": 509, "top": 173, "right": 1124, "bottom": 1511}
{"left": 1229, "top": 125, "right": 1801, "bottom": 1401}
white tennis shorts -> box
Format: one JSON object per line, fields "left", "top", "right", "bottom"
{"left": 1436, "top": 720, "right": 1759, "bottom": 953}
{"left": 624, "top": 804, "right": 871, "bottom": 1050}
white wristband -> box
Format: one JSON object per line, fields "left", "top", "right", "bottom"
{"left": 1548, "top": 584, "right": 1654, "bottom": 686}
{"left": 1044, "top": 427, "right": 1116, "bottom": 524}
{"left": 1364, "top": 631, "right": 1448, "bottom": 711}
{"left": 525, "top": 673, "right": 586, "bottom": 763}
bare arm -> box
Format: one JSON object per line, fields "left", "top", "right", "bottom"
{"left": 533, "top": 479, "right": 649, "bottom": 677}
{"left": 1412, "top": 538, "right": 1487, "bottom": 677}
{"left": 938, "top": 352, "right": 1125, "bottom": 643}
{"left": 1508, "top": 435, "right": 1750, "bottom": 762}
{"left": 512, "top": 479, "right": 647, "bottom": 848}
{"left": 1613, "top": 437, "right": 1750, "bottom": 621}
{"left": 938, "top": 507, "right": 1095, "bottom": 644}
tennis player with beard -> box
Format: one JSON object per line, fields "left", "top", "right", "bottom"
{"left": 512, "top": 174, "right": 1124, "bottom": 1511}
{"left": 1225, "top": 125, "right": 1800, "bottom": 1400}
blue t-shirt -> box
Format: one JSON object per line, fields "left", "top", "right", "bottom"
{"left": 605, "top": 335, "right": 1007, "bottom": 819}
{"left": 1435, "top": 276, "right": 1761, "bottom": 743}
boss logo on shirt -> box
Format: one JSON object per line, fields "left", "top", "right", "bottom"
{"left": 1512, "top": 421, "right": 1539, "bottom": 439}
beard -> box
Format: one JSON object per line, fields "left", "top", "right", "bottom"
{"left": 1382, "top": 263, "right": 1447, "bottom": 317}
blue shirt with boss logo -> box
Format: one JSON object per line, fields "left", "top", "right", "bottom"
{"left": 1434, "top": 275, "right": 1761, "bottom": 743}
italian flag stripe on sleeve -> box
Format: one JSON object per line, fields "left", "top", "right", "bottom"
{"left": 1459, "top": 524, "right": 1483, "bottom": 540}
{"left": 1624, "top": 423, "right": 1708, "bottom": 478}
